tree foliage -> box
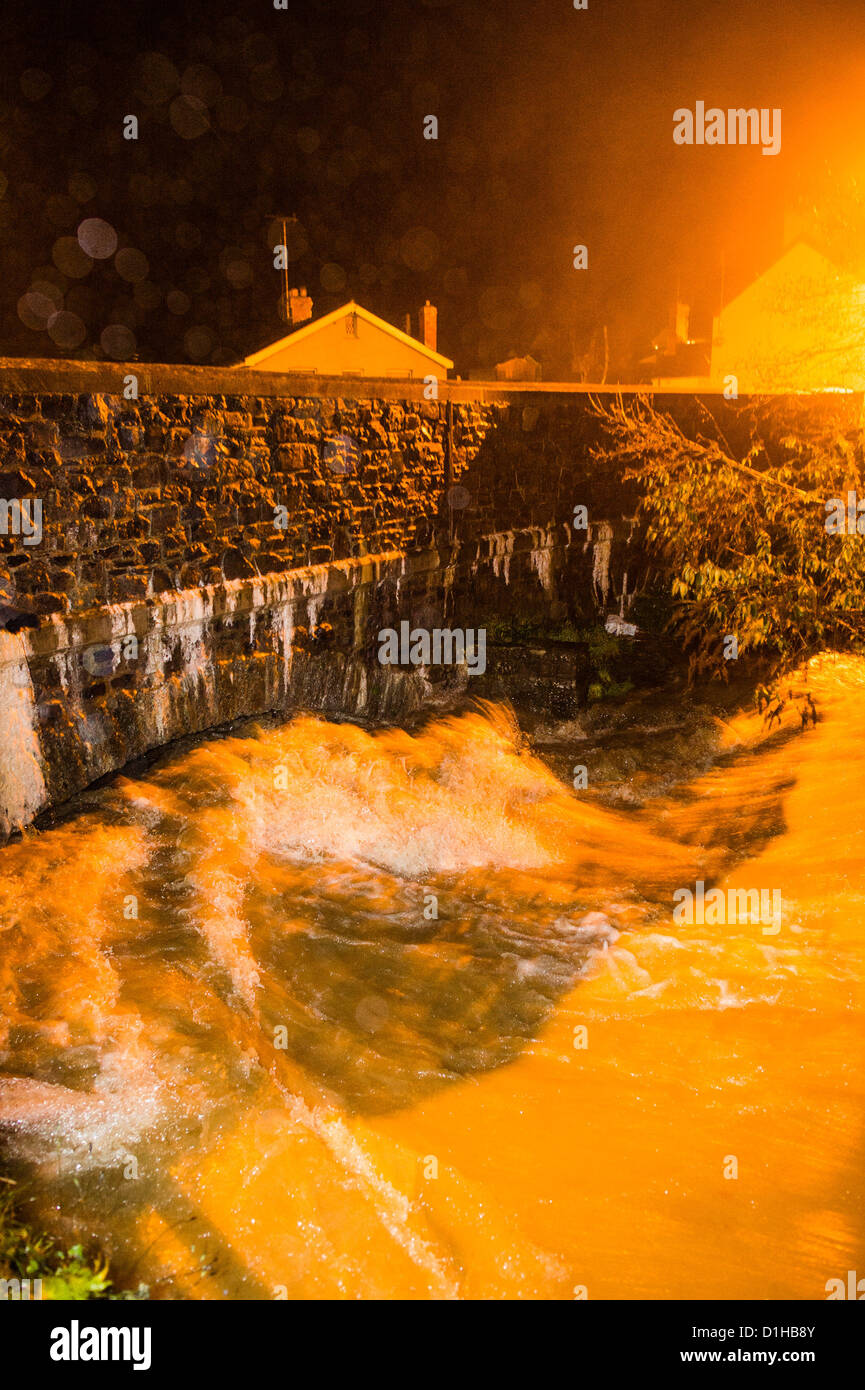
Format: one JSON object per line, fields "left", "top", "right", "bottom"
{"left": 591, "top": 396, "right": 865, "bottom": 683}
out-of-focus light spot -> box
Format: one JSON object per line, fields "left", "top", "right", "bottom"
{"left": 400, "top": 226, "right": 440, "bottom": 272}
{"left": 68, "top": 172, "right": 96, "bottom": 203}
{"left": 320, "top": 262, "right": 347, "bottom": 292}
{"left": 101, "top": 324, "right": 136, "bottom": 359}
{"left": 181, "top": 64, "right": 222, "bottom": 106}
{"left": 53, "top": 236, "right": 93, "bottom": 278}
{"left": 221, "top": 251, "right": 253, "bottom": 288}
{"left": 518, "top": 281, "right": 543, "bottom": 310}
{"left": 47, "top": 310, "right": 87, "bottom": 348}
{"left": 18, "top": 292, "right": 57, "bottom": 330}
{"left": 115, "top": 248, "right": 149, "bottom": 283}
{"left": 377, "top": 263, "right": 397, "bottom": 290}
{"left": 135, "top": 52, "right": 180, "bottom": 106}
{"left": 78, "top": 218, "right": 118, "bottom": 259}
{"left": 31, "top": 280, "right": 64, "bottom": 310}
{"left": 170, "top": 94, "right": 210, "bottom": 139}
{"left": 297, "top": 127, "right": 320, "bottom": 154}
{"left": 479, "top": 286, "right": 514, "bottom": 332}
{"left": 20, "top": 69, "right": 52, "bottom": 101}
{"left": 166, "top": 290, "right": 191, "bottom": 315}
{"left": 185, "top": 326, "right": 215, "bottom": 359}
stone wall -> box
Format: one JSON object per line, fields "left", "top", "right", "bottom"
{"left": 0, "top": 388, "right": 497, "bottom": 616}
{"left": 0, "top": 551, "right": 450, "bottom": 835}
{"left": 3, "top": 360, "right": 858, "bottom": 835}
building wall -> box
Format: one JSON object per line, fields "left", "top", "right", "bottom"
{"left": 710, "top": 244, "right": 865, "bottom": 393}
{"left": 250, "top": 312, "right": 443, "bottom": 378}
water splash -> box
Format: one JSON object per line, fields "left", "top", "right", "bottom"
{"left": 0, "top": 659, "right": 862, "bottom": 1298}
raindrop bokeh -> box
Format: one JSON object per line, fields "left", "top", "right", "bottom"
{"left": 77, "top": 218, "right": 118, "bottom": 260}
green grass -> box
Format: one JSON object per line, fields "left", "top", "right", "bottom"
{"left": 0, "top": 1176, "right": 148, "bottom": 1301}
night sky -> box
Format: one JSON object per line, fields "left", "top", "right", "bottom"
{"left": 2, "top": 0, "right": 865, "bottom": 378}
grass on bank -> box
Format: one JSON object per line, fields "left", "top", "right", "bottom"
{"left": 0, "top": 1176, "right": 147, "bottom": 1300}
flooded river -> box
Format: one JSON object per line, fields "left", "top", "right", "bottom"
{"left": 0, "top": 655, "right": 862, "bottom": 1299}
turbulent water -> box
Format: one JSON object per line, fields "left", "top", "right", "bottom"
{"left": 0, "top": 655, "right": 863, "bottom": 1299}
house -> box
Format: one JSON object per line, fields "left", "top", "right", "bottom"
{"left": 243, "top": 295, "right": 453, "bottom": 379}
{"left": 709, "top": 242, "right": 865, "bottom": 393}
{"left": 495, "top": 354, "right": 542, "bottom": 382}
{"left": 641, "top": 301, "right": 711, "bottom": 386}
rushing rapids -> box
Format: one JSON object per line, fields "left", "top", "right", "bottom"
{"left": 0, "top": 655, "right": 863, "bottom": 1299}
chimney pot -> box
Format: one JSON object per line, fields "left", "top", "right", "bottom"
{"left": 285, "top": 288, "right": 313, "bottom": 327}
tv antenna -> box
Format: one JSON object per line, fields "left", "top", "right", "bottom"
{"left": 267, "top": 212, "right": 297, "bottom": 326}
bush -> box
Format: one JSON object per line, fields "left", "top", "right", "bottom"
{"left": 591, "top": 395, "right": 865, "bottom": 684}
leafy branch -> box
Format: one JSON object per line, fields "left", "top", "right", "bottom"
{"left": 590, "top": 395, "right": 865, "bottom": 683}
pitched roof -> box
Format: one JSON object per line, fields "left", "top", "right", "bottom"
{"left": 244, "top": 300, "right": 454, "bottom": 370}
{"left": 721, "top": 241, "right": 859, "bottom": 316}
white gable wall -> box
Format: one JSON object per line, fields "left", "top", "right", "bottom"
{"left": 250, "top": 310, "right": 444, "bottom": 378}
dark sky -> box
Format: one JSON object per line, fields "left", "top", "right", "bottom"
{"left": 2, "top": 0, "right": 865, "bottom": 377}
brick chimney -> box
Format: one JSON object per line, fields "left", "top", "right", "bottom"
{"left": 286, "top": 287, "right": 313, "bottom": 327}
{"left": 418, "top": 300, "right": 437, "bottom": 352}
